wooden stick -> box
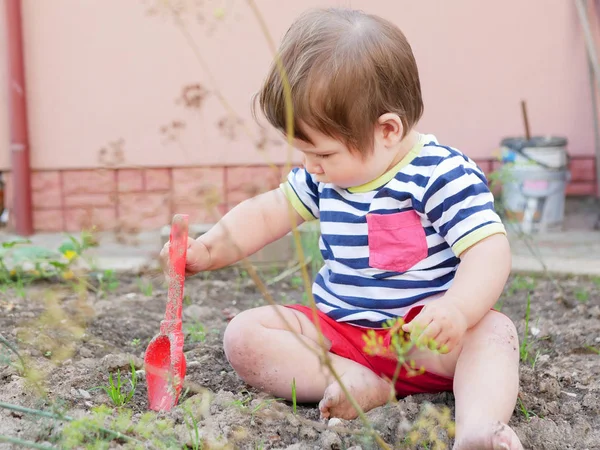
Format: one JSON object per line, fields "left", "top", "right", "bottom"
{"left": 521, "top": 100, "right": 531, "bottom": 140}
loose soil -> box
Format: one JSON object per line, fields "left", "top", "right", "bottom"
{"left": 1, "top": 267, "right": 599, "bottom": 449}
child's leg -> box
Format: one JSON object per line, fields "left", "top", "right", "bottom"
{"left": 428, "top": 310, "right": 523, "bottom": 450}
{"left": 223, "top": 305, "right": 393, "bottom": 419}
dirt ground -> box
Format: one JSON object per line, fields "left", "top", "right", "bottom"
{"left": 1, "top": 266, "right": 599, "bottom": 449}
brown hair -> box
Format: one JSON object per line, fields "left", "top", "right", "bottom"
{"left": 255, "top": 7, "right": 423, "bottom": 154}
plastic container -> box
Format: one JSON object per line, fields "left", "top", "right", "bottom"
{"left": 500, "top": 136, "right": 570, "bottom": 233}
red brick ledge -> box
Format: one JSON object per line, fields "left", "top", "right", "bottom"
{"left": 0, "top": 156, "right": 597, "bottom": 233}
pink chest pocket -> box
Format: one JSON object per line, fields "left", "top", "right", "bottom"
{"left": 366, "top": 210, "right": 428, "bottom": 273}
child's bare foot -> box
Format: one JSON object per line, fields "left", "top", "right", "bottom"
{"left": 318, "top": 367, "right": 393, "bottom": 420}
{"left": 454, "top": 421, "right": 523, "bottom": 450}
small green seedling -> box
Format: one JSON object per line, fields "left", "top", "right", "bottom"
{"left": 95, "top": 361, "right": 137, "bottom": 407}
{"left": 96, "top": 269, "right": 119, "bottom": 297}
{"left": 508, "top": 275, "right": 537, "bottom": 296}
{"left": 291, "top": 378, "right": 297, "bottom": 414}
{"left": 136, "top": 278, "right": 153, "bottom": 297}
{"left": 517, "top": 397, "right": 539, "bottom": 421}
{"left": 585, "top": 345, "right": 600, "bottom": 355}
{"left": 520, "top": 294, "right": 534, "bottom": 365}
{"left": 575, "top": 288, "right": 589, "bottom": 303}
{"left": 184, "top": 322, "right": 207, "bottom": 343}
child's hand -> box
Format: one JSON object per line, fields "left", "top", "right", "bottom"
{"left": 401, "top": 301, "right": 468, "bottom": 353}
{"left": 160, "top": 238, "right": 211, "bottom": 277}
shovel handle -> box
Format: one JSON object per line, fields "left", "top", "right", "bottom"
{"left": 165, "top": 214, "right": 189, "bottom": 324}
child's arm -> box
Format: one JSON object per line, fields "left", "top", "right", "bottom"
{"left": 441, "top": 233, "right": 512, "bottom": 327}
{"left": 402, "top": 233, "right": 511, "bottom": 352}
{"left": 162, "top": 188, "right": 306, "bottom": 275}
{"left": 201, "top": 188, "right": 305, "bottom": 270}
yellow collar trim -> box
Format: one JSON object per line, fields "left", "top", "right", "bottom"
{"left": 347, "top": 134, "right": 425, "bottom": 193}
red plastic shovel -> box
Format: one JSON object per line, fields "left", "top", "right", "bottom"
{"left": 144, "top": 214, "right": 189, "bottom": 411}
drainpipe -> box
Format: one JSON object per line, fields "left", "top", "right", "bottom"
{"left": 5, "top": 0, "right": 33, "bottom": 236}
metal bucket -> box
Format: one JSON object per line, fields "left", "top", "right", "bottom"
{"left": 500, "top": 136, "right": 570, "bottom": 233}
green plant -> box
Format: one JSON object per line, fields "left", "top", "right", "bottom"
{"left": 585, "top": 345, "right": 600, "bottom": 355}
{"left": 519, "top": 294, "right": 541, "bottom": 368}
{"left": 0, "top": 334, "right": 26, "bottom": 375}
{"left": 517, "top": 396, "right": 539, "bottom": 421}
{"left": 508, "top": 275, "right": 537, "bottom": 296}
{"left": 291, "top": 378, "right": 297, "bottom": 414}
{"left": 184, "top": 322, "right": 207, "bottom": 343}
{"left": 520, "top": 294, "right": 532, "bottom": 363}
{"left": 183, "top": 402, "right": 204, "bottom": 450}
{"left": 575, "top": 288, "right": 589, "bottom": 303}
{"left": 95, "top": 269, "right": 119, "bottom": 297}
{"left": 95, "top": 361, "right": 137, "bottom": 407}
{"left": 136, "top": 278, "right": 154, "bottom": 297}
{"left": 0, "top": 230, "right": 96, "bottom": 288}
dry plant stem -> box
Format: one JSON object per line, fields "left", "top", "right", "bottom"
{"left": 0, "top": 334, "right": 26, "bottom": 372}
{"left": 245, "top": 3, "right": 389, "bottom": 449}
{"left": 156, "top": 2, "right": 388, "bottom": 446}
{"left": 0, "top": 435, "right": 56, "bottom": 450}
{"left": 167, "top": 3, "right": 281, "bottom": 174}
{"left": 264, "top": 256, "right": 313, "bottom": 286}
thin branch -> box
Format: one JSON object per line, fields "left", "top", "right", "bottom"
{"left": 0, "top": 401, "right": 145, "bottom": 447}
{"left": 0, "top": 435, "right": 56, "bottom": 450}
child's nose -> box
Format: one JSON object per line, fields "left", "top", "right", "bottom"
{"left": 304, "top": 157, "right": 323, "bottom": 175}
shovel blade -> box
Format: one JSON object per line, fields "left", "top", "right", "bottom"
{"left": 144, "top": 334, "right": 186, "bottom": 411}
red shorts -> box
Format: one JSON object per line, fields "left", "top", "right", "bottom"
{"left": 286, "top": 304, "right": 454, "bottom": 397}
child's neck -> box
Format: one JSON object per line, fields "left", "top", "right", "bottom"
{"left": 385, "top": 129, "right": 420, "bottom": 172}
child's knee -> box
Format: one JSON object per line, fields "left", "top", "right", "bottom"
{"left": 474, "top": 310, "right": 519, "bottom": 353}
{"left": 223, "top": 309, "right": 261, "bottom": 372}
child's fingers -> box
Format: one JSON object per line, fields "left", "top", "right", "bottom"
{"left": 415, "top": 321, "right": 443, "bottom": 348}
{"left": 402, "top": 308, "right": 432, "bottom": 333}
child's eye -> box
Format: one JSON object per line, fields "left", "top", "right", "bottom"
{"left": 316, "top": 154, "right": 331, "bottom": 159}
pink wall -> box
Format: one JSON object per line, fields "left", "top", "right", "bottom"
{"left": 0, "top": 0, "right": 596, "bottom": 172}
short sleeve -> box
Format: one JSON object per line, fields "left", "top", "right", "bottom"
{"left": 279, "top": 167, "right": 320, "bottom": 221}
{"left": 420, "top": 157, "right": 506, "bottom": 257}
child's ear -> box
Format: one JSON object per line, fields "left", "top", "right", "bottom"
{"left": 376, "top": 113, "right": 404, "bottom": 146}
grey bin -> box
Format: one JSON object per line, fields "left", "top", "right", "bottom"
{"left": 499, "top": 136, "right": 570, "bottom": 233}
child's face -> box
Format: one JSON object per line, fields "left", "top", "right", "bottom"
{"left": 292, "top": 124, "right": 402, "bottom": 189}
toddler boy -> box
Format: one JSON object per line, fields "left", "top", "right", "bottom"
{"left": 162, "top": 8, "right": 522, "bottom": 450}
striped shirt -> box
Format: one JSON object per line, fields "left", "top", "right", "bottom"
{"left": 280, "top": 133, "right": 506, "bottom": 328}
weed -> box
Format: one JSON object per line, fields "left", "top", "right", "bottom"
{"left": 95, "top": 269, "right": 119, "bottom": 297}
{"left": 183, "top": 401, "right": 204, "bottom": 450}
{"left": 290, "top": 275, "right": 303, "bottom": 289}
{"left": 131, "top": 338, "right": 141, "bottom": 347}
{"left": 575, "top": 288, "right": 589, "bottom": 303}
{"left": 184, "top": 322, "right": 207, "bottom": 343}
{"left": 517, "top": 396, "right": 539, "bottom": 421}
{"left": 0, "top": 334, "right": 26, "bottom": 375}
{"left": 58, "top": 404, "right": 179, "bottom": 448}
{"left": 585, "top": 345, "right": 600, "bottom": 355}
{"left": 94, "top": 361, "right": 137, "bottom": 407}
{"left": 520, "top": 294, "right": 535, "bottom": 365}
{"left": 230, "top": 392, "right": 282, "bottom": 421}
{"left": 291, "top": 378, "right": 297, "bottom": 414}
{"left": 0, "top": 230, "right": 95, "bottom": 289}
{"left": 136, "top": 277, "right": 154, "bottom": 297}
{"left": 494, "top": 297, "right": 505, "bottom": 312}
{"left": 508, "top": 275, "right": 537, "bottom": 296}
